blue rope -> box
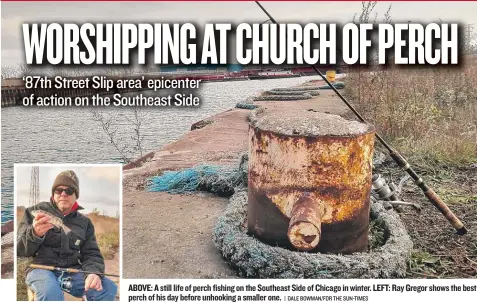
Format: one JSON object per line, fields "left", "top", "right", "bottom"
{"left": 235, "top": 102, "right": 257, "bottom": 110}
{"left": 147, "top": 165, "right": 238, "bottom": 194}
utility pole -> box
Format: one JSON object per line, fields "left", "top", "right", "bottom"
{"left": 29, "top": 167, "right": 39, "bottom": 207}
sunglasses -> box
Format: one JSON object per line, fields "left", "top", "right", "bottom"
{"left": 54, "top": 187, "right": 75, "bottom": 196}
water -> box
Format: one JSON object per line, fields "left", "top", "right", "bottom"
{"left": 1, "top": 76, "right": 320, "bottom": 223}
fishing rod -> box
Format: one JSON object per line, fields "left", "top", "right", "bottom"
{"left": 29, "top": 264, "right": 120, "bottom": 278}
{"left": 254, "top": 1, "right": 468, "bottom": 235}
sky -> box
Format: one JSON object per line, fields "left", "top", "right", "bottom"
{"left": 15, "top": 164, "right": 121, "bottom": 217}
{"left": 2, "top": 1, "right": 477, "bottom": 66}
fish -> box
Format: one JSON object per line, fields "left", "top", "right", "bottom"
{"left": 31, "top": 210, "right": 72, "bottom": 234}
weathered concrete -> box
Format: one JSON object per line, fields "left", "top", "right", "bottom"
{"left": 1, "top": 221, "right": 14, "bottom": 235}
{"left": 250, "top": 109, "right": 372, "bottom": 136}
{"left": 1, "top": 231, "right": 14, "bottom": 279}
{"left": 122, "top": 81, "right": 351, "bottom": 278}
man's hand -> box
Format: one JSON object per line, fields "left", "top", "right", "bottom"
{"left": 85, "top": 274, "right": 103, "bottom": 292}
{"left": 32, "top": 212, "right": 53, "bottom": 238}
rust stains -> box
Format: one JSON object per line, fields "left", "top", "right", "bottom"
{"left": 247, "top": 117, "right": 375, "bottom": 254}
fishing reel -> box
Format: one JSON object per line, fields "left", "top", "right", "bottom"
{"left": 372, "top": 174, "right": 400, "bottom": 201}
{"left": 58, "top": 272, "right": 73, "bottom": 292}
{"left": 371, "top": 173, "right": 421, "bottom": 211}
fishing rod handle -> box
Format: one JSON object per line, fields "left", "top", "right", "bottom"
{"left": 29, "top": 264, "right": 55, "bottom": 271}
{"left": 389, "top": 150, "right": 468, "bottom": 235}
{"left": 29, "top": 264, "right": 81, "bottom": 273}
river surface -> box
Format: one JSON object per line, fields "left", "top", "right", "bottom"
{"left": 1, "top": 76, "right": 321, "bottom": 223}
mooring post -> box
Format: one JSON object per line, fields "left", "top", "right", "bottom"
{"left": 248, "top": 109, "right": 375, "bottom": 254}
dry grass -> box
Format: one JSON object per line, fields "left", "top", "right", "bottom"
{"left": 17, "top": 258, "right": 32, "bottom": 301}
{"left": 343, "top": 56, "right": 477, "bottom": 278}
{"left": 88, "top": 211, "right": 120, "bottom": 260}
{"left": 343, "top": 56, "right": 477, "bottom": 167}
{"left": 17, "top": 207, "right": 25, "bottom": 221}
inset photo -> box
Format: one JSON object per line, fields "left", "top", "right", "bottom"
{"left": 15, "top": 164, "right": 121, "bottom": 301}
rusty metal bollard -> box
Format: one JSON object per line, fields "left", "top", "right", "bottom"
{"left": 247, "top": 109, "right": 375, "bottom": 254}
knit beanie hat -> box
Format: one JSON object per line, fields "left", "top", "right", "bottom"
{"left": 51, "top": 170, "right": 80, "bottom": 198}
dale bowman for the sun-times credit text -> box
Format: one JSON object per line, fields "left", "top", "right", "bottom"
{"left": 124, "top": 280, "right": 477, "bottom": 302}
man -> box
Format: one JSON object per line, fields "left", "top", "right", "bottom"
{"left": 17, "top": 170, "right": 118, "bottom": 301}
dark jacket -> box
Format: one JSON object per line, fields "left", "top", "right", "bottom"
{"left": 17, "top": 200, "right": 105, "bottom": 276}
